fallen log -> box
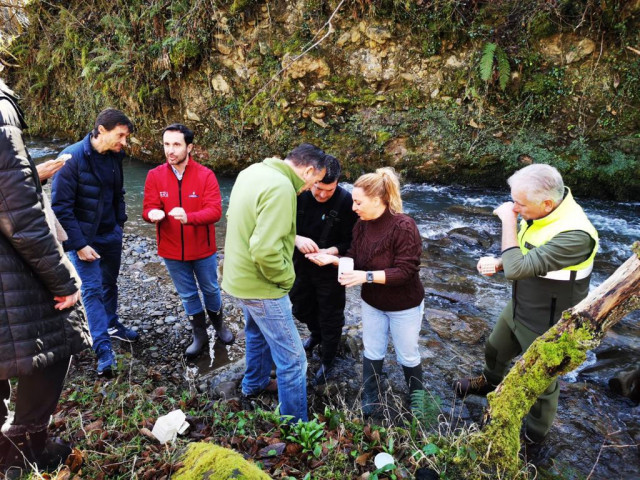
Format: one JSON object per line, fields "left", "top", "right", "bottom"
{"left": 470, "top": 241, "right": 640, "bottom": 474}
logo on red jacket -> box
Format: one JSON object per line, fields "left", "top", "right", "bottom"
{"left": 160, "top": 191, "right": 169, "bottom": 198}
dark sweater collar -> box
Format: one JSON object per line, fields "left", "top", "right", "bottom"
{"left": 365, "top": 208, "right": 396, "bottom": 235}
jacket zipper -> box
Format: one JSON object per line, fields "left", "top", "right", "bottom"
{"left": 178, "top": 177, "right": 184, "bottom": 261}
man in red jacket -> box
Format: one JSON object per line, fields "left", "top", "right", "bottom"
{"left": 142, "top": 123, "right": 234, "bottom": 359}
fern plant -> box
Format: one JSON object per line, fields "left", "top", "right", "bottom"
{"left": 410, "top": 390, "right": 442, "bottom": 428}
{"left": 479, "top": 42, "right": 511, "bottom": 90}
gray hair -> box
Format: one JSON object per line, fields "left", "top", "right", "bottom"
{"left": 507, "top": 164, "right": 564, "bottom": 205}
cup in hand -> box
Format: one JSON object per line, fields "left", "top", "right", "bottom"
{"left": 478, "top": 256, "right": 497, "bottom": 276}
{"left": 338, "top": 257, "right": 354, "bottom": 278}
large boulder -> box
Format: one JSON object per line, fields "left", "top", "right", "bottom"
{"left": 539, "top": 33, "right": 596, "bottom": 65}
{"left": 173, "top": 443, "right": 271, "bottom": 479}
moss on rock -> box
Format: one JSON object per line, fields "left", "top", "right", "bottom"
{"left": 173, "top": 443, "right": 271, "bottom": 480}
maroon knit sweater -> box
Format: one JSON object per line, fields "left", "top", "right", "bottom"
{"left": 346, "top": 208, "right": 424, "bottom": 311}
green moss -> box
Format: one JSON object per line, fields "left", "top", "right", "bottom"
{"left": 472, "top": 324, "right": 595, "bottom": 473}
{"left": 173, "top": 443, "right": 271, "bottom": 480}
{"left": 169, "top": 37, "right": 200, "bottom": 68}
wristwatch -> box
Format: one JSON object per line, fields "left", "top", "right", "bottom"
{"left": 366, "top": 271, "right": 374, "bottom": 283}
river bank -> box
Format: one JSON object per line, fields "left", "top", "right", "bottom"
{"left": 6, "top": 1, "right": 640, "bottom": 200}
{"left": 73, "top": 231, "right": 639, "bottom": 479}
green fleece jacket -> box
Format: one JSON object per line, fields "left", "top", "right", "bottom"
{"left": 222, "top": 157, "right": 304, "bottom": 299}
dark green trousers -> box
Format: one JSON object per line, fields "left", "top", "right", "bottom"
{"left": 482, "top": 301, "right": 560, "bottom": 439}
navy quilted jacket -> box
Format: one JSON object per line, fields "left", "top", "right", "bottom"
{"left": 51, "top": 133, "right": 127, "bottom": 252}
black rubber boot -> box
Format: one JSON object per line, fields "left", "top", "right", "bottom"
{"left": 0, "top": 428, "right": 71, "bottom": 473}
{"left": 25, "top": 429, "right": 72, "bottom": 470}
{"left": 302, "top": 336, "right": 321, "bottom": 353}
{"left": 312, "top": 361, "right": 335, "bottom": 386}
{"left": 207, "top": 309, "right": 235, "bottom": 345}
{"left": 402, "top": 364, "right": 424, "bottom": 396}
{"left": 362, "top": 357, "right": 384, "bottom": 418}
{"left": 185, "top": 311, "right": 209, "bottom": 359}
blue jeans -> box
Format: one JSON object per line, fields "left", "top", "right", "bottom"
{"left": 361, "top": 300, "right": 424, "bottom": 367}
{"left": 164, "top": 254, "right": 222, "bottom": 316}
{"left": 68, "top": 226, "right": 123, "bottom": 353}
{"left": 239, "top": 295, "right": 308, "bottom": 422}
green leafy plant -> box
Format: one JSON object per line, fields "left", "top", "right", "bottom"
{"left": 410, "top": 389, "right": 442, "bottom": 428}
{"left": 284, "top": 417, "right": 326, "bottom": 457}
{"left": 479, "top": 42, "right": 511, "bottom": 90}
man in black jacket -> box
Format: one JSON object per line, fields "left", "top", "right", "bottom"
{"left": 52, "top": 108, "right": 139, "bottom": 377}
{"left": 0, "top": 78, "right": 92, "bottom": 474}
{"left": 290, "top": 156, "right": 358, "bottom": 385}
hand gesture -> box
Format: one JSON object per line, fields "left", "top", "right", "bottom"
{"left": 37, "top": 154, "right": 71, "bottom": 181}
{"left": 54, "top": 290, "right": 80, "bottom": 310}
{"left": 339, "top": 270, "right": 367, "bottom": 287}
{"left": 305, "top": 252, "right": 338, "bottom": 266}
{"left": 295, "top": 235, "right": 319, "bottom": 254}
{"left": 169, "top": 207, "right": 188, "bottom": 224}
{"left": 148, "top": 209, "right": 166, "bottom": 223}
{"left": 493, "top": 202, "right": 518, "bottom": 224}
{"left": 77, "top": 245, "right": 100, "bottom": 262}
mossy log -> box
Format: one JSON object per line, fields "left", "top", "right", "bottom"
{"left": 471, "top": 241, "right": 640, "bottom": 473}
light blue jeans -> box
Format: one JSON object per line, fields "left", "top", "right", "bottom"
{"left": 239, "top": 295, "right": 308, "bottom": 422}
{"left": 361, "top": 300, "right": 424, "bottom": 367}
{"left": 163, "top": 254, "right": 222, "bottom": 316}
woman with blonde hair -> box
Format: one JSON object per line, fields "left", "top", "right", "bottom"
{"left": 308, "top": 167, "right": 425, "bottom": 416}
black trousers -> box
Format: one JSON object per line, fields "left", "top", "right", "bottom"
{"left": 0, "top": 357, "right": 71, "bottom": 431}
{"left": 290, "top": 264, "right": 345, "bottom": 365}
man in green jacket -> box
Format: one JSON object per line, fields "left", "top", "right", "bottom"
{"left": 453, "top": 163, "right": 598, "bottom": 443}
{"left": 222, "top": 144, "right": 327, "bottom": 422}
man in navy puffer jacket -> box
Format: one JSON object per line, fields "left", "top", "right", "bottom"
{"left": 52, "top": 108, "right": 139, "bottom": 377}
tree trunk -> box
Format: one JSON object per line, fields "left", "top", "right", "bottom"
{"left": 471, "top": 242, "right": 640, "bottom": 473}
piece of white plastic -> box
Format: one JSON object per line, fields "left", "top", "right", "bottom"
{"left": 374, "top": 452, "right": 395, "bottom": 469}
{"left": 151, "top": 409, "right": 188, "bottom": 444}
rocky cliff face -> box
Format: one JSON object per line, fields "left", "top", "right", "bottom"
{"left": 5, "top": 0, "right": 640, "bottom": 199}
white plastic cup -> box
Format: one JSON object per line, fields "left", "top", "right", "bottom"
{"left": 374, "top": 452, "right": 395, "bottom": 469}
{"left": 478, "top": 256, "right": 497, "bottom": 276}
{"left": 338, "top": 257, "right": 354, "bottom": 278}
{"left": 151, "top": 409, "right": 188, "bottom": 444}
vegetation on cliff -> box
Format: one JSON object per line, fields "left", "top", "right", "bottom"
{"left": 3, "top": 0, "right": 640, "bottom": 198}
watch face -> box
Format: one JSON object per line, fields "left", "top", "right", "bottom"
{"left": 366, "top": 272, "right": 373, "bottom": 283}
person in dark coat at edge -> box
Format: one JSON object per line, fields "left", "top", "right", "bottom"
{"left": 0, "top": 79, "right": 92, "bottom": 475}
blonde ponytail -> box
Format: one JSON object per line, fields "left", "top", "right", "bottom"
{"left": 353, "top": 167, "right": 403, "bottom": 214}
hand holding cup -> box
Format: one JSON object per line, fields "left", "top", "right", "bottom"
{"left": 148, "top": 209, "right": 166, "bottom": 222}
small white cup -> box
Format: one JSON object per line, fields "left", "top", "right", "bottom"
{"left": 338, "top": 257, "right": 354, "bottom": 278}
{"left": 478, "top": 256, "right": 497, "bottom": 276}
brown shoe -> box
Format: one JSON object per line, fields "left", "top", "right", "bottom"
{"left": 263, "top": 379, "right": 278, "bottom": 394}
{"left": 453, "top": 374, "right": 496, "bottom": 397}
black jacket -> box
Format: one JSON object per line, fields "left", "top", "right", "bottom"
{"left": 0, "top": 80, "right": 91, "bottom": 378}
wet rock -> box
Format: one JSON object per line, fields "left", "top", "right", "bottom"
{"left": 213, "top": 381, "right": 240, "bottom": 401}
{"left": 447, "top": 226, "right": 493, "bottom": 249}
{"left": 608, "top": 363, "right": 640, "bottom": 402}
{"left": 424, "top": 308, "right": 488, "bottom": 344}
